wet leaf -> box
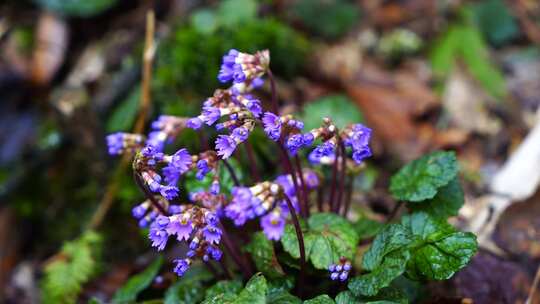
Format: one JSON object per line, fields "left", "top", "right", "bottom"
{"left": 245, "top": 232, "right": 285, "bottom": 278}
{"left": 303, "top": 294, "right": 335, "bottom": 304}
{"left": 349, "top": 250, "right": 410, "bottom": 297}
{"left": 281, "top": 213, "right": 359, "bottom": 269}
{"left": 389, "top": 151, "right": 458, "bottom": 202}
{"left": 401, "top": 212, "right": 478, "bottom": 281}
{"left": 409, "top": 178, "right": 464, "bottom": 219}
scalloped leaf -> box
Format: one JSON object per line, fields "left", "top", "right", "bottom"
{"left": 281, "top": 213, "right": 359, "bottom": 269}
{"left": 245, "top": 232, "right": 285, "bottom": 278}
{"left": 390, "top": 151, "right": 458, "bottom": 202}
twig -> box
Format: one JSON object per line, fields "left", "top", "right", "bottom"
{"left": 88, "top": 10, "right": 156, "bottom": 229}
{"left": 526, "top": 263, "right": 540, "bottom": 304}
{"left": 219, "top": 222, "right": 252, "bottom": 278}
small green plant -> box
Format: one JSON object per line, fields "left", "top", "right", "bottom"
{"left": 103, "top": 49, "right": 477, "bottom": 303}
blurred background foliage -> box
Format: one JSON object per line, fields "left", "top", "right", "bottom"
{"left": 1, "top": 0, "right": 540, "bottom": 302}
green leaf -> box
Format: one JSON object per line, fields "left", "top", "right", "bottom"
{"left": 281, "top": 213, "right": 359, "bottom": 269}
{"left": 349, "top": 250, "right": 410, "bottom": 297}
{"left": 459, "top": 23, "right": 508, "bottom": 99}
{"left": 429, "top": 23, "right": 508, "bottom": 99}
{"left": 33, "top": 0, "right": 116, "bottom": 17}
{"left": 292, "top": 0, "right": 360, "bottom": 39}
{"left": 336, "top": 288, "right": 408, "bottom": 304}
{"left": 41, "top": 231, "right": 102, "bottom": 304}
{"left": 245, "top": 232, "right": 285, "bottom": 278}
{"left": 106, "top": 86, "right": 140, "bottom": 132}
{"left": 204, "top": 279, "right": 243, "bottom": 300}
{"left": 302, "top": 95, "right": 364, "bottom": 132}
{"left": 471, "top": 0, "right": 519, "bottom": 46}
{"left": 353, "top": 218, "right": 384, "bottom": 240}
{"left": 266, "top": 290, "right": 301, "bottom": 304}
{"left": 218, "top": 0, "right": 258, "bottom": 27}
{"left": 112, "top": 257, "right": 163, "bottom": 303}
{"left": 409, "top": 178, "right": 464, "bottom": 219}
{"left": 389, "top": 151, "right": 458, "bottom": 202}
{"left": 233, "top": 273, "right": 267, "bottom": 304}
{"left": 362, "top": 225, "right": 412, "bottom": 271}
{"left": 401, "top": 212, "right": 477, "bottom": 281}
{"left": 304, "top": 294, "right": 335, "bottom": 304}
{"left": 191, "top": 9, "right": 219, "bottom": 34}
{"left": 164, "top": 265, "right": 214, "bottom": 304}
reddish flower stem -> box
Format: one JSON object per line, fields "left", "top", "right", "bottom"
{"left": 336, "top": 141, "right": 347, "bottom": 213}
{"left": 342, "top": 176, "right": 353, "bottom": 216}
{"left": 244, "top": 141, "right": 261, "bottom": 182}
{"left": 294, "top": 155, "right": 310, "bottom": 217}
{"left": 283, "top": 194, "right": 305, "bottom": 297}
{"left": 221, "top": 158, "right": 240, "bottom": 186}
{"left": 329, "top": 145, "right": 340, "bottom": 212}
{"left": 133, "top": 172, "right": 169, "bottom": 216}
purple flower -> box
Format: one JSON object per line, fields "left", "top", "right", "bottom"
{"left": 163, "top": 149, "right": 192, "bottom": 184}
{"left": 231, "top": 127, "right": 249, "bottom": 143}
{"left": 262, "top": 112, "right": 281, "bottom": 141}
{"left": 196, "top": 159, "right": 211, "bottom": 180}
{"left": 261, "top": 212, "right": 286, "bottom": 240}
{"left": 329, "top": 260, "right": 351, "bottom": 281}
{"left": 167, "top": 216, "right": 193, "bottom": 241}
{"left": 173, "top": 258, "right": 191, "bottom": 276}
{"left": 149, "top": 226, "right": 169, "bottom": 251}
{"left": 352, "top": 146, "right": 372, "bottom": 164}
{"left": 186, "top": 117, "right": 203, "bottom": 130}
{"left": 225, "top": 187, "right": 255, "bottom": 226}
{"left": 330, "top": 272, "right": 339, "bottom": 280}
{"left": 159, "top": 185, "right": 179, "bottom": 200}
{"left": 349, "top": 124, "right": 372, "bottom": 150}
{"left": 308, "top": 142, "right": 336, "bottom": 164}
{"left": 146, "top": 131, "right": 167, "bottom": 152}
{"left": 106, "top": 133, "right": 136, "bottom": 155}
{"left": 201, "top": 107, "right": 221, "bottom": 125}
{"left": 218, "top": 49, "right": 240, "bottom": 83}
{"left": 202, "top": 225, "right": 222, "bottom": 244}
{"left": 155, "top": 215, "right": 170, "bottom": 228}
{"left": 286, "top": 134, "right": 304, "bottom": 155}
{"left": 168, "top": 205, "right": 184, "bottom": 214}
{"left": 205, "top": 246, "right": 222, "bottom": 261}
{"left": 215, "top": 135, "right": 237, "bottom": 159}
{"left": 210, "top": 180, "right": 220, "bottom": 195}
{"left": 303, "top": 171, "right": 320, "bottom": 189}
{"left": 251, "top": 77, "right": 264, "bottom": 88}
{"left": 132, "top": 203, "right": 148, "bottom": 219}
{"left": 302, "top": 133, "right": 315, "bottom": 146}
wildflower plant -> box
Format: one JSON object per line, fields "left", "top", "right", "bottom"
{"left": 107, "top": 49, "right": 477, "bottom": 302}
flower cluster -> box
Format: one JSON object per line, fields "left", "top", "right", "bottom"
{"left": 106, "top": 48, "right": 373, "bottom": 280}
{"left": 225, "top": 170, "right": 319, "bottom": 240}
{"left": 218, "top": 49, "right": 269, "bottom": 84}
{"left": 328, "top": 257, "right": 352, "bottom": 281}
{"left": 148, "top": 205, "right": 223, "bottom": 276}
{"left": 106, "top": 133, "right": 145, "bottom": 155}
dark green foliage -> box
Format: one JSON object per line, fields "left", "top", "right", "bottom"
{"left": 336, "top": 287, "right": 408, "bottom": 304}
{"left": 348, "top": 212, "right": 477, "bottom": 297}
{"left": 301, "top": 95, "right": 364, "bottom": 132}
{"left": 112, "top": 257, "right": 163, "bottom": 303}
{"left": 409, "top": 178, "right": 464, "bottom": 219}
{"left": 281, "top": 213, "right": 359, "bottom": 269}
{"left": 390, "top": 151, "right": 458, "bottom": 202}
{"left": 353, "top": 217, "right": 384, "bottom": 240}
{"left": 202, "top": 273, "right": 267, "bottom": 304}
{"left": 291, "top": 0, "right": 361, "bottom": 39}
{"left": 33, "top": 0, "right": 117, "bottom": 17}
{"left": 154, "top": 18, "right": 309, "bottom": 97}
{"left": 41, "top": 231, "right": 102, "bottom": 304}
{"left": 164, "top": 265, "right": 214, "bottom": 304}
{"left": 245, "top": 232, "right": 285, "bottom": 278}
{"left": 304, "top": 294, "right": 335, "bottom": 304}
{"left": 471, "top": 0, "right": 519, "bottom": 46}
